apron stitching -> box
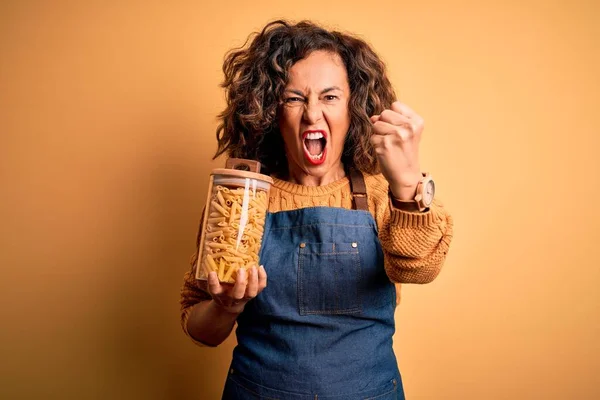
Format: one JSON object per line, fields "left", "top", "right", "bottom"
{"left": 356, "top": 249, "right": 363, "bottom": 311}
{"left": 258, "top": 214, "right": 273, "bottom": 266}
{"left": 298, "top": 246, "right": 304, "bottom": 314}
{"left": 269, "top": 223, "right": 373, "bottom": 230}
{"left": 312, "top": 251, "right": 358, "bottom": 255}
{"left": 334, "top": 252, "right": 339, "bottom": 311}
{"left": 301, "top": 307, "right": 362, "bottom": 315}
{"left": 297, "top": 244, "right": 362, "bottom": 315}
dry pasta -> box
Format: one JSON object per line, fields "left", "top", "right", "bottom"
{"left": 199, "top": 184, "right": 268, "bottom": 283}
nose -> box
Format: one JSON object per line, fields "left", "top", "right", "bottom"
{"left": 302, "top": 99, "right": 323, "bottom": 125}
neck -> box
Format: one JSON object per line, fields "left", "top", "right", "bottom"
{"left": 286, "top": 162, "right": 346, "bottom": 186}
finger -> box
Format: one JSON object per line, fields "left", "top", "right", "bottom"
{"left": 257, "top": 265, "right": 267, "bottom": 290}
{"left": 245, "top": 267, "right": 259, "bottom": 298}
{"left": 232, "top": 268, "right": 248, "bottom": 300}
{"left": 372, "top": 120, "right": 395, "bottom": 135}
{"left": 370, "top": 115, "right": 380, "bottom": 123}
{"left": 379, "top": 109, "right": 412, "bottom": 127}
{"left": 372, "top": 120, "right": 411, "bottom": 140}
{"left": 391, "top": 101, "right": 417, "bottom": 118}
{"left": 207, "top": 271, "right": 223, "bottom": 296}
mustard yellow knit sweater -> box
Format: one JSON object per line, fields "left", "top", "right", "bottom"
{"left": 180, "top": 173, "right": 453, "bottom": 341}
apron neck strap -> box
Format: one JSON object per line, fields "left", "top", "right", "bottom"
{"left": 347, "top": 168, "right": 368, "bottom": 211}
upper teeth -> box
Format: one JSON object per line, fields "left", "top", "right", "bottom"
{"left": 306, "top": 132, "right": 324, "bottom": 140}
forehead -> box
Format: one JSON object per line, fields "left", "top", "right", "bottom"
{"left": 286, "top": 50, "right": 349, "bottom": 90}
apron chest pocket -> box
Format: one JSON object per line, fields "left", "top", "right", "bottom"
{"left": 298, "top": 242, "right": 362, "bottom": 315}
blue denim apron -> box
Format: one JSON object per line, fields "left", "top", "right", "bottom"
{"left": 222, "top": 174, "right": 404, "bottom": 400}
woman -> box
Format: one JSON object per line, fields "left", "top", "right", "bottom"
{"left": 180, "top": 20, "right": 453, "bottom": 400}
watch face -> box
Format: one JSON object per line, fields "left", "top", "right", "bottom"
{"left": 423, "top": 180, "right": 435, "bottom": 205}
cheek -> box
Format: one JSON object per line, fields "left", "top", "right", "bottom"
{"left": 327, "top": 103, "right": 350, "bottom": 125}
{"left": 333, "top": 132, "right": 349, "bottom": 152}
{"left": 327, "top": 108, "right": 351, "bottom": 141}
{"left": 279, "top": 107, "right": 300, "bottom": 130}
{"left": 278, "top": 109, "right": 301, "bottom": 150}
{"left": 330, "top": 117, "right": 350, "bottom": 156}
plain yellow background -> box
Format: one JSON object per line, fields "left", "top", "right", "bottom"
{"left": 2, "top": 1, "right": 599, "bottom": 399}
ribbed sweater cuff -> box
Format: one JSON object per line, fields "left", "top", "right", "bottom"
{"left": 389, "top": 198, "right": 437, "bottom": 228}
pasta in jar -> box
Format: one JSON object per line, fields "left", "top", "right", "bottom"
{"left": 196, "top": 169, "right": 272, "bottom": 283}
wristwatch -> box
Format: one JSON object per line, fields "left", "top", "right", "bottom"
{"left": 390, "top": 173, "right": 435, "bottom": 212}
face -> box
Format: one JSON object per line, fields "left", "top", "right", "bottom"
{"left": 278, "top": 50, "right": 351, "bottom": 181}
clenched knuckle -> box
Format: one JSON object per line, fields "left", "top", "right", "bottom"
{"left": 381, "top": 136, "right": 393, "bottom": 149}
{"left": 380, "top": 109, "right": 394, "bottom": 120}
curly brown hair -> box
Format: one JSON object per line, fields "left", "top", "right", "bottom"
{"left": 214, "top": 19, "right": 396, "bottom": 176}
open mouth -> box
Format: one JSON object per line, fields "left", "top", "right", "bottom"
{"left": 302, "top": 130, "right": 327, "bottom": 165}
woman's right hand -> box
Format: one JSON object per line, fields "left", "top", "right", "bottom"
{"left": 207, "top": 265, "right": 268, "bottom": 315}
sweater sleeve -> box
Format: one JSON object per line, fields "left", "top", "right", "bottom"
{"left": 179, "top": 210, "right": 214, "bottom": 347}
{"left": 366, "top": 174, "right": 454, "bottom": 284}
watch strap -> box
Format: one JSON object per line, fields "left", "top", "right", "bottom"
{"left": 390, "top": 196, "right": 423, "bottom": 212}
{"left": 389, "top": 172, "right": 432, "bottom": 212}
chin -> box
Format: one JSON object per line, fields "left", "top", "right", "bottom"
{"left": 300, "top": 157, "right": 343, "bottom": 177}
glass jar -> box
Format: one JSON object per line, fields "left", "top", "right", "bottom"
{"left": 195, "top": 166, "right": 273, "bottom": 284}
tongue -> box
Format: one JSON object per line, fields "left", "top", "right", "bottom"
{"left": 306, "top": 139, "right": 324, "bottom": 155}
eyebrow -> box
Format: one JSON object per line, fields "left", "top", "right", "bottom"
{"left": 284, "top": 86, "right": 343, "bottom": 96}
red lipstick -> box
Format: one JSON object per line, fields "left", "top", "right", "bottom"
{"left": 302, "top": 130, "right": 328, "bottom": 165}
